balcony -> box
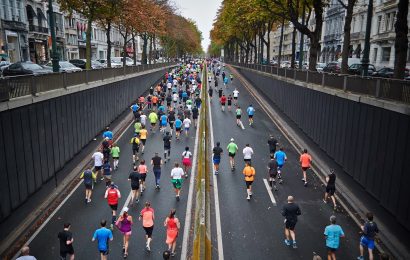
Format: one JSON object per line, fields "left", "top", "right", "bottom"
{"left": 29, "top": 24, "right": 48, "bottom": 34}
{"left": 350, "top": 32, "right": 365, "bottom": 40}
{"left": 371, "top": 31, "right": 395, "bottom": 43}
{"left": 323, "top": 34, "right": 341, "bottom": 43}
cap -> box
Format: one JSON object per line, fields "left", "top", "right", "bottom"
{"left": 134, "top": 133, "right": 138, "bottom": 137}
{"left": 230, "top": 138, "right": 234, "bottom": 142}
{"left": 110, "top": 182, "right": 115, "bottom": 188}
{"left": 123, "top": 207, "right": 129, "bottom": 212}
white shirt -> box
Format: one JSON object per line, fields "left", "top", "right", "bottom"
{"left": 182, "top": 150, "right": 192, "bottom": 158}
{"left": 183, "top": 118, "right": 191, "bottom": 128}
{"left": 242, "top": 147, "right": 254, "bottom": 159}
{"left": 167, "top": 82, "right": 172, "bottom": 89}
{"left": 233, "top": 90, "right": 239, "bottom": 98}
{"left": 140, "top": 115, "right": 147, "bottom": 125}
{"left": 186, "top": 104, "right": 192, "bottom": 111}
{"left": 171, "top": 167, "right": 184, "bottom": 179}
{"left": 173, "top": 93, "right": 179, "bottom": 101}
{"left": 92, "top": 152, "right": 104, "bottom": 166}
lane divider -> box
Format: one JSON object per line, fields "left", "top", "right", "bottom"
{"left": 263, "top": 179, "right": 277, "bottom": 206}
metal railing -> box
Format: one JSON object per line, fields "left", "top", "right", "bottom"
{"left": 229, "top": 62, "right": 410, "bottom": 104}
{"left": 0, "top": 62, "right": 176, "bottom": 102}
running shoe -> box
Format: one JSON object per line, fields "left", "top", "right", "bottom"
{"left": 146, "top": 245, "right": 151, "bottom": 252}
{"left": 246, "top": 196, "right": 250, "bottom": 201}
{"left": 135, "top": 199, "right": 139, "bottom": 204}
{"left": 304, "top": 182, "right": 307, "bottom": 187}
{"left": 170, "top": 252, "right": 176, "bottom": 257}
{"left": 284, "top": 239, "right": 291, "bottom": 246}
{"left": 110, "top": 224, "right": 114, "bottom": 230}
{"left": 84, "top": 198, "right": 88, "bottom": 204}
{"left": 357, "top": 257, "right": 364, "bottom": 260}
{"left": 176, "top": 196, "right": 180, "bottom": 201}
{"left": 87, "top": 199, "right": 91, "bottom": 203}
{"left": 323, "top": 199, "right": 327, "bottom": 204}
{"left": 292, "top": 242, "right": 297, "bottom": 249}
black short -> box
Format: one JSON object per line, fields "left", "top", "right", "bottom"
{"left": 327, "top": 246, "right": 337, "bottom": 252}
{"left": 85, "top": 183, "right": 93, "bottom": 190}
{"left": 141, "top": 139, "right": 146, "bottom": 145}
{"left": 234, "top": 97, "right": 238, "bottom": 100}
{"left": 99, "top": 250, "right": 109, "bottom": 255}
{"left": 151, "top": 122, "right": 156, "bottom": 126}
{"left": 227, "top": 101, "right": 232, "bottom": 106}
{"left": 245, "top": 181, "right": 253, "bottom": 189}
{"left": 94, "top": 166, "right": 102, "bottom": 171}
{"left": 60, "top": 248, "right": 74, "bottom": 258}
{"left": 176, "top": 127, "right": 181, "bottom": 132}
{"left": 109, "top": 204, "right": 118, "bottom": 211}
{"left": 269, "top": 171, "right": 278, "bottom": 178}
{"left": 131, "top": 185, "right": 139, "bottom": 190}
{"left": 133, "top": 147, "right": 139, "bottom": 154}
{"left": 169, "top": 121, "right": 174, "bottom": 127}
{"left": 302, "top": 167, "right": 309, "bottom": 171}
{"left": 236, "top": 115, "right": 241, "bottom": 119}
{"left": 221, "top": 102, "right": 225, "bottom": 106}
{"left": 140, "top": 174, "right": 147, "bottom": 182}
{"left": 244, "top": 159, "right": 252, "bottom": 164}
{"left": 143, "top": 226, "right": 154, "bottom": 238}
{"left": 326, "top": 186, "right": 336, "bottom": 195}
{"left": 228, "top": 152, "right": 236, "bottom": 158}
{"left": 193, "top": 116, "right": 198, "bottom": 119}
{"left": 112, "top": 157, "right": 119, "bottom": 160}
{"left": 248, "top": 115, "right": 253, "bottom": 118}
{"left": 285, "top": 220, "right": 297, "bottom": 230}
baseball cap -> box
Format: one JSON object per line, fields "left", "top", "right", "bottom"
{"left": 123, "top": 207, "right": 129, "bottom": 212}
{"left": 230, "top": 138, "right": 234, "bottom": 142}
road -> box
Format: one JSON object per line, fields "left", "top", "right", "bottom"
{"left": 209, "top": 66, "right": 362, "bottom": 259}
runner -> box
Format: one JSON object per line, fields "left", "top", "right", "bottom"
{"left": 148, "top": 110, "right": 158, "bottom": 132}
{"left": 175, "top": 117, "right": 183, "bottom": 140}
{"left": 226, "top": 138, "right": 238, "bottom": 171}
{"left": 128, "top": 165, "right": 140, "bottom": 204}
{"left": 58, "top": 223, "right": 75, "bottom": 260}
{"left": 191, "top": 106, "right": 199, "bottom": 128}
{"left": 134, "top": 119, "right": 142, "bottom": 136}
{"left": 282, "top": 196, "right": 301, "bottom": 249}
{"left": 102, "top": 160, "right": 112, "bottom": 188}
{"left": 243, "top": 161, "right": 256, "bottom": 201}
{"left": 168, "top": 110, "right": 176, "bottom": 135}
{"left": 139, "top": 202, "right": 155, "bottom": 252}
{"left": 92, "top": 148, "right": 104, "bottom": 181}
{"left": 110, "top": 143, "right": 120, "bottom": 170}
{"left": 220, "top": 94, "right": 226, "bottom": 112}
{"left": 160, "top": 113, "right": 168, "bottom": 133}
{"left": 16, "top": 246, "right": 36, "bottom": 260}
{"left": 267, "top": 155, "right": 279, "bottom": 191}
{"left": 130, "top": 103, "right": 140, "bottom": 119}
{"left": 194, "top": 96, "right": 202, "bottom": 109}
{"left": 324, "top": 215, "right": 345, "bottom": 260}
{"left": 227, "top": 95, "right": 232, "bottom": 111}
{"left": 104, "top": 183, "right": 121, "bottom": 229}
{"left": 80, "top": 168, "right": 96, "bottom": 204}
{"left": 212, "top": 142, "right": 223, "bottom": 174}
{"left": 163, "top": 132, "right": 172, "bottom": 162}
{"left": 230, "top": 73, "right": 234, "bottom": 82}
{"left": 92, "top": 220, "right": 113, "bottom": 260}
{"left": 102, "top": 126, "right": 113, "bottom": 141}
{"left": 139, "top": 125, "right": 148, "bottom": 154}
{"left": 274, "top": 147, "right": 287, "bottom": 184}
{"left": 357, "top": 212, "right": 379, "bottom": 260}
{"left": 300, "top": 149, "right": 312, "bottom": 187}
{"left": 146, "top": 95, "right": 152, "bottom": 110}
{"left": 170, "top": 163, "right": 184, "bottom": 201}
{"left": 323, "top": 169, "right": 337, "bottom": 210}
{"left": 233, "top": 88, "right": 239, "bottom": 106}
{"left": 166, "top": 94, "right": 172, "bottom": 110}
{"left": 223, "top": 75, "right": 229, "bottom": 87}
{"left": 242, "top": 144, "right": 254, "bottom": 165}
{"left": 138, "top": 160, "right": 148, "bottom": 195}
{"left": 164, "top": 209, "right": 180, "bottom": 257}
{"left": 116, "top": 208, "right": 133, "bottom": 258}
{"left": 181, "top": 147, "right": 192, "bottom": 177}
{"left": 151, "top": 152, "right": 163, "bottom": 189}
{"left": 268, "top": 134, "right": 279, "bottom": 156}
{"left": 246, "top": 104, "right": 255, "bottom": 126}
{"left": 101, "top": 137, "right": 111, "bottom": 163}
{"left": 235, "top": 106, "right": 242, "bottom": 126}
{"left": 218, "top": 87, "right": 223, "bottom": 98}
{"left": 130, "top": 133, "right": 140, "bottom": 164}
{"left": 152, "top": 95, "right": 159, "bottom": 110}
{"left": 182, "top": 116, "right": 191, "bottom": 137}
{"left": 208, "top": 85, "right": 213, "bottom": 101}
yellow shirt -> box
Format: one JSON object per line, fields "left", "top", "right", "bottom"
{"left": 139, "top": 129, "right": 148, "bottom": 140}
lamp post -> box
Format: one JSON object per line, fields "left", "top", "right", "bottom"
{"left": 298, "top": 0, "right": 306, "bottom": 70}
{"left": 361, "top": 0, "right": 373, "bottom": 76}
{"left": 48, "top": 0, "right": 59, "bottom": 72}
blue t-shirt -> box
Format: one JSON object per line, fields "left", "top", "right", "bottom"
{"left": 161, "top": 115, "right": 167, "bottom": 124}
{"left": 131, "top": 104, "right": 139, "bottom": 112}
{"left": 93, "top": 227, "right": 113, "bottom": 251}
{"left": 324, "top": 224, "right": 344, "bottom": 249}
{"left": 175, "top": 119, "right": 182, "bottom": 128}
{"left": 182, "top": 92, "right": 188, "bottom": 98}
{"left": 274, "top": 151, "right": 286, "bottom": 165}
{"left": 224, "top": 77, "right": 229, "bottom": 84}
{"left": 247, "top": 107, "right": 255, "bottom": 115}
{"left": 103, "top": 163, "right": 111, "bottom": 176}
{"left": 158, "top": 105, "right": 165, "bottom": 112}
{"left": 102, "top": 131, "right": 113, "bottom": 140}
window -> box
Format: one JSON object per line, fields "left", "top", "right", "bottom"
{"left": 352, "top": 17, "right": 356, "bottom": 33}
{"left": 361, "top": 15, "right": 365, "bottom": 32}
{"left": 377, "top": 15, "right": 382, "bottom": 34}
{"left": 382, "top": 47, "right": 391, "bottom": 62}
{"left": 373, "top": 48, "right": 378, "bottom": 62}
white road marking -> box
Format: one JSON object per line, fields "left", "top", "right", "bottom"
{"left": 263, "top": 178, "right": 277, "bottom": 206}
{"left": 209, "top": 77, "right": 225, "bottom": 260}
{"left": 239, "top": 120, "right": 245, "bottom": 130}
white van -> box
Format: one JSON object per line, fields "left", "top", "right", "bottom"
{"left": 337, "top": 57, "right": 361, "bottom": 67}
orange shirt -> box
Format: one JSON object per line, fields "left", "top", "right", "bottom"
{"left": 140, "top": 207, "right": 154, "bottom": 227}
{"left": 243, "top": 166, "right": 255, "bottom": 181}
{"left": 300, "top": 153, "right": 312, "bottom": 167}
{"left": 139, "top": 129, "right": 148, "bottom": 140}
{"left": 152, "top": 96, "right": 159, "bottom": 104}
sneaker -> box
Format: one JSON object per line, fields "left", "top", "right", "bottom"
{"left": 246, "top": 196, "right": 250, "bottom": 201}
{"left": 274, "top": 186, "right": 278, "bottom": 191}
{"left": 323, "top": 199, "right": 327, "bottom": 204}
{"left": 176, "top": 196, "right": 180, "bottom": 201}
{"left": 110, "top": 224, "right": 114, "bottom": 230}
{"left": 100, "top": 177, "right": 104, "bottom": 181}
{"left": 304, "top": 182, "right": 307, "bottom": 187}
{"left": 88, "top": 199, "right": 92, "bottom": 203}
{"left": 170, "top": 252, "right": 176, "bottom": 257}
{"left": 85, "top": 198, "right": 88, "bottom": 204}
{"left": 301, "top": 178, "right": 305, "bottom": 182}
{"left": 284, "top": 239, "right": 291, "bottom": 246}
{"left": 292, "top": 242, "right": 297, "bottom": 249}
{"left": 156, "top": 185, "right": 160, "bottom": 190}
{"left": 357, "top": 257, "right": 364, "bottom": 260}
{"left": 146, "top": 245, "right": 151, "bottom": 252}
{"left": 279, "top": 179, "right": 283, "bottom": 184}
{"left": 135, "top": 199, "right": 139, "bottom": 204}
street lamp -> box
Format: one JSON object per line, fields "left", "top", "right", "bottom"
{"left": 48, "top": 0, "right": 59, "bottom": 72}
{"left": 361, "top": 0, "right": 373, "bottom": 76}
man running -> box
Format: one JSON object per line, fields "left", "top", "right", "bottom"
{"left": 300, "top": 149, "right": 312, "bottom": 187}
{"left": 92, "top": 149, "right": 104, "bottom": 181}
{"left": 243, "top": 161, "right": 256, "bottom": 201}
{"left": 182, "top": 117, "right": 191, "bottom": 137}
{"left": 58, "top": 223, "right": 75, "bottom": 260}
{"left": 267, "top": 155, "right": 279, "bottom": 191}
{"left": 163, "top": 132, "right": 172, "bottom": 162}
{"left": 274, "top": 147, "right": 287, "bottom": 184}
{"left": 246, "top": 104, "right": 255, "bottom": 126}
{"left": 212, "top": 142, "right": 223, "bottom": 174}
{"left": 324, "top": 215, "right": 345, "bottom": 260}
{"left": 191, "top": 106, "right": 199, "bottom": 128}
{"left": 227, "top": 95, "right": 232, "bottom": 111}
{"left": 92, "top": 220, "right": 113, "bottom": 260}
{"left": 128, "top": 166, "right": 140, "bottom": 204}
{"left": 175, "top": 117, "right": 183, "bottom": 140}
{"left": 220, "top": 94, "right": 226, "bottom": 112}
{"left": 151, "top": 152, "right": 163, "bottom": 189}
{"left": 102, "top": 160, "right": 112, "bottom": 188}
{"left": 233, "top": 88, "right": 239, "bottom": 106}
{"left": 80, "top": 168, "right": 96, "bottom": 204}
{"left": 282, "top": 196, "right": 301, "bottom": 249}
{"left": 268, "top": 134, "right": 279, "bottom": 156}
{"left": 139, "top": 126, "right": 148, "bottom": 154}
{"left": 235, "top": 106, "right": 242, "bottom": 126}
{"left": 148, "top": 110, "right": 158, "bottom": 132}
{"left": 226, "top": 138, "right": 238, "bottom": 171}
{"left": 357, "top": 212, "right": 379, "bottom": 260}
{"left": 130, "top": 133, "right": 140, "bottom": 164}
{"left": 160, "top": 113, "right": 168, "bottom": 133}
{"left": 323, "top": 169, "right": 337, "bottom": 210}
{"left": 130, "top": 103, "right": 140, "bottom": 119}
{"left": 102, "top": 127, "right": 113, "bottom": 142}
{"left": 208, "top": 86, "right": 213, "bottom": 100}
{"left": 110, "top": 143, "right": 120, "bottom": 170}
{"left": 171, "top": 162, "right": 184, "bottom": 201}
{"left": 134, "top": 119, "right": 142, "bottom": 136}
{"left": 242, "top": 144, "right": 254, "bottom": 165}
{"left": 105, "top": 183, "right": 121, "bottom": 229}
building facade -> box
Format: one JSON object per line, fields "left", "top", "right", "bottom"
{"left": 321, "top": 0, "right": 345, "bottom": 63}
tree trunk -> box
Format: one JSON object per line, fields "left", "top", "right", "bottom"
{"left": 341, "top": 0, "right": 356, "bottom": 74}
{"left": 132, "top": 33, "right": 137, "bottom": 65}
{"left": 106, "top": 21, "right": 112, "bottom": 68}
{"left": 122, "top": 30, "right": 128, "bottom": 67}
{"left": 253, "top": 35, "right": 257, "bottom": 63}
{"left": 141, "top": 34, "right": 148, "bottom": 64}
{"left": 267, "top": 28, "right": 271, "bottom": 62}
{"left": 245, "top": 42, "right": 250, "bottom": 64}
{"left": 235, "top": 42, "right": 239, "bottom": 62}
{"left": 309, "top": 36, "right": 321, "bottom": 71}
{"left": 393, "top": 0, "right": 409, "bottom": 79}
{"left": 85, "top": 18, "right": 93, "bottom": 70}
{"left": 153, "top": 34, "right": 157, "bottom": 64}
{"left": 291, "top": 27, "right": 297, "bottom": 68}
{"left": 278, "top": 18, "right": 285, "bottom": 65}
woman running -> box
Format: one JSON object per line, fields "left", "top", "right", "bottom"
{"left": 181, "top": 147, "right": 192, "bottom": 178}
{"left": 164, "top": 209, "right": 180, "bottom": 257}
{"left": 116, "top": 207, "right": 133, "bottom": 258}
{"left": 236, "top": 106, "right": 242, "bottom": 126}
{"left": 138, "top": 160, "right": 148, "bottom": 195}
{"left": 139, "top": 202, "right": 155, "bottom": 252}
{"left": 171, "top": 163, "right": 184, "bottom": 201}
{"left": 128, "top": 165, "right": 140, "bottom": 205}
{"left": 227, "top": 95, "right": 233, "bottom": 111}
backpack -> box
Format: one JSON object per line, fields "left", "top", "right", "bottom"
{"left": 83, "top": 170, "right": 93, "bottom": 185}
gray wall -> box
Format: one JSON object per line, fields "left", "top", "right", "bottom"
{"left": 236, "top": 67, "right": 410, "bottom": 231}
{"left": 0, "top": 70, "right": 164, "bottom": 222}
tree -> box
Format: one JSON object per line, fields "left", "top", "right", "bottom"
{"left": 393, "top": 0, "right": 409, "bottom": 79}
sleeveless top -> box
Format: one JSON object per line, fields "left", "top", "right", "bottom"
{"left": 167, "top": 217, "right": 177, "bottom": 230}
{"left": 119, "top": 217, "right": 132, "bottom": 233}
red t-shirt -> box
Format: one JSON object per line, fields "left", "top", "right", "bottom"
{"left": 220, "top": 96, "right": 227, "bottom": 103}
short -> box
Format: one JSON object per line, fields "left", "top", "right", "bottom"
{"left": 169, "top": 121, "right": 175, "bottom": 127}
{"left": 141, "top": 139, "right": 146, "bottom": 145}
{"left": 302, "top": 166, "right": 309, "bottom": 171}
{"left": 193, "top": 115, "right": 198, "bottom": 120}
{"left": 60, "top": 248, "right": 74, "bottom": 258}
{"left": 221, "top": 102, "right": 226, "bottom": 106}
{"left": 182, "top": 158, "right": 192, "bottom": 167}
{"left": 104, "top": 175, "right": 112, "bottom": 180}
{"left": 326, "top": 186, "right": 336, "bottom": 195}
{"left": 327, "top": 246, "right": 338, "bottom": 252}
{"left": 143, "top": 226, "right": 154, "bottom": 238}
{"left": 131, "top": 185, "right": 139, "bottom": 191}
{"left": 132, "top": 147, "right": 139, "bottom": 154}
{"left": 161, "top": 122, "right": 167, "bottom": 127}
{"left": 176, "top": 127, "right": 181, "bottom": 132}
{"left": 140, "top": 174, "right": 147, "bottom": 182}
{"left": 244, "top": 158, "right": 252, "bottom": 164}
{"left": 112, "top": 157, "right": 119, "bottom": 160}
{"left": 245, "top": 181, "right": 253, "bottom": 189}
{"left": 213, "top": 157, "right": 221, "bottom": 165}
{"left": 360, "top": 236, "right": 375, "bottom": 250}
{"left": 109, "top": 204, "right": 118, "bottom": 211}
{"left": 99, "top": 250, "right": 109, "bottom": 255}
{"left": 184, "top": 127, "right": 190, "bottom": 131}
{"left": 285, "top": 220, "right": 297, "bottom": 230}
{"left": 248, "top": 115, "right": 253, "bottom": 118}
{"left": 151, "top": 122, "right": 156, "bottom": 126}
{"left": 228, "top": 152, "right": 236, "bottom": 158}
{"left": 277, "top": 164, "right": 284, "bottom": 171}
{"left": 236, "top": 115, "right": 241, "bottom": 119}
{"left": 85, "top": 183, "right": 93, "bottom": 190}
{"left": 94, "top": 166, "right": 102, "bottom": 171}
{"left": 269, "top": 171, "right": 278, "bottom": 178}
{"left": 234, "top": 97, "right": 238, "bottom": 100}
{"left": 227, "top": 101, "right": 232, "bottom": 106}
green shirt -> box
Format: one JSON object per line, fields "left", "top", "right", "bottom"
{"left": 236, "top": 108, "right": 242, "bottom": 115}
{"left": 227, "top": 142, "right": 238, "bottom": 154}
{"left": 149, "top": 112, "right": 158, "bottom": 123}
{"left": 111, "top": 146, "right": 120, "bottom": 157}
{"left": 186, "top": 99, "right": 193, "bottom": 105}
{"left": 134, "top": 122, "right": 142, "bottom": 133}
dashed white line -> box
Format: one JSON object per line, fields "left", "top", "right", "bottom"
{"left": 263, "top": 178, "right": 277, "bottom": 206}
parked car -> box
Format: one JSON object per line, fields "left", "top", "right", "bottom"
{"left": 322, "top": 61, "right": 341, "bottom": 73}
{"left": 112, "top": 57, "right": 136, "bottom": 66}
{"left": 97, "top": 59, "right": 122, "bottom": 68}
{"left": 3, "top": 61, "right": 52, "bottom": 77}
{"left": 43, "top": 61, "right": 83, "bottom": 73}
{"left": 280, "top": 61, "right": 291, "bottom": 68}
{"left": 372, "top": 67, "right": 409, "bottom": 78}
{"left": 337, "top": 57, "right": 361, "bottom": 67}
{"left": 348, "top": 63, "right": 376, "bottom": 76}
{"left": 316, "top": 62, "right": 326, "bottom": 73}
{"left": 69, "top": 59, "right": 104, "bottom": 69}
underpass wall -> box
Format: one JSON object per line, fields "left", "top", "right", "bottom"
{"left": 0, "top": 70, "right": 164, "bottom": 222}
{"left": 236, "top": 67, "right": 410, "bottom": 231}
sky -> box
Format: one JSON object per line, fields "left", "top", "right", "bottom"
{"left": 173, "top": 0, "right": 222, "bottom": 52}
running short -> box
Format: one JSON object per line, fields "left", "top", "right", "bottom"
{"left": 277, "top": 164, "right": 284, "bottom": 171}
{"left": 236, "top": 115, "right": 241, "bottom": 119}
{"left": 227, "top": 101, "right": 232, "bottom": 106}
{"left": 182, "top": 158, "right": 192, "bottom": 167}
{"left": 245, "top": 181, "right": 253, "bottom": 189}
{"left": 143, "top": 226, "right": 154, "bottom": 238}
{"left": 221, "top": 102, "right": 226, "bottom": 106}
{"left": 141, "top": 139, "right": 146, "bottom": 145}
{"left": 104, "top": 175, "right": 112, "bottom": 180}
{"left": 151, "top": 122, "right": 156, "bottom": 126}
{"left": 131, "top": 185, "right": 139, "bottom": 191}
{"left": 234, "top": 97, "right": 238, "bottom": 100}
{"left": 161, "top": 122, "right": 167, "bottom": 127}
{"left": 327, "top": 246, "right": 338, "bottom": 252}
{"left": 133, "top": 148, "right": 139, "bottom": 155}
{"left": 109, "top": 204, "right": 118, "bottom": 211}
{"left": 248, "top": 115, "right": 253, "bottom": 118}
{"left": 285, "top": 220, "right": 297, "bottom": 230}
{"left": 228, "top": 152, "right": 236, "bottom": 158}
{"left": 326, "top": 186, "right": 336, "bottom": 195}
{"left": 140, "top": 173, "right": 147, "bottom": 182}
{"left": 213, "top": 157, "right": 221, "bottom": 165}
{"left": 112, "top": 157, "right": 119, "bottom": 160}
{"left": 360, "top": 236, "right": 375, "bottom": 250}
{"left": 94, "top": 166, "right": 102, "bottom": 171}
{"left": 244, "top": 159, "right": 252, "bottom": 164}
{"left": 184, "top": 127, "right": 190, "bottom": 131}
{"left": 60, "top": 249, "right": 74, "bottom": 258}
{"left": 302, "top": 166, "right": 309, "bottom": 171}
{"left": 269, "top": 171, "right": 278, "bottom": 178}
{"left": 85, "top": 183, "right": 93, "bottom": 190}
{"left": 169, "top": 121, "right": 174, "bottom": 127}
{"left": 99, "top": 250, "right": 109, "bottom": 255}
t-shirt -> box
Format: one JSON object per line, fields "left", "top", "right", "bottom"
{"left": 111, "top": 146, "right": 120, "bottom": 158}
{"left": 247, "top": 106, "right": 255, "bottom": 115}
{"left": 140, "top": 115, "right": 147, "bottom": 125}
{"left": 92, "top": 152, "right": 104, "bottom": 167}
{"left": 103, "top": 163, "right": 111, "bottom": 176}
{"left": 161, "top": 115, "right": 167, "bottom": 124}
{"left": 233, "top": 90, "right": 239, "bottom": 97}
{"left": 182, "top": 151, "right": 192, "bottom": 158}
{"left": 163, "top": 135, "right": 171, "bottom": 148}
{"left": 149, "top": 112, "right": 158, "bottom": 123}
{"left": 171, "top": 167, "right": 184, "bottom": 179}
{"left": 175, "top": 119, "right": 182, "bottom": 128}
{"left": 58, "top": 230, "right": 73, "bottom": 253}
{"left": 103, "top": 131, "right": 113, "bottom": 140}
{"left": 227, "top": 143, "right": 238, "bottom": 154}
{"left": 128, "top": 171, "right": 140, "bottom": 186}
{"left": 134, "top": 122, "right": 142, "bottom": 133}
{"left": 236, "top": 108, "right": 242, "bottom": 115}
{"left": 243, "top": 147, "right": 254, "bottom": 159}
{"left": 274, "top": 151, "right": 287, "bottom": 165}
{"left": 92, "top": 227, "right": 113, "bottom": 251}
{"left": 324, "top": 224, "right": 344, "bottom": 249}
{"left": 300, "top": 153, "right": 312, "bottom": 167}
{"left": 213, "top": 146, "right": 223, "bottom": 158}
{"left": 268, "top": 160, "right": 278, "bottom": 174}
{"left": 268, "top": 138, "right": 278, "bottom": 150}
{"left": 327, "top": 173, "right": 336, "bottom": 188}
{"left": 363, "top": 221, "right": 379, "bottom": 240}
{"left": 152, "top": 156, "right": 162, "bottom": 170}
{"left": 281, "top": 203, "right": 301, "bottom": 222}
{"left": 140, "top": 207, "right": 155, "bottom": 227}
{"left": 16, "top": 256, "right": 37, "bottom": 260}
{"left": 243, "top": 166, "right": 255, "bottom": 181}
{"left": 131, "top": 104, "right": 139, "bottom": 112}
{"left": 139, "top": 129, "right": 147, "bottom": 140}
{"left": 173, "top": 93, "right": 179, "bottom": 101}
{"left": 183, "top": 118, "right": 191, "bottom": 128}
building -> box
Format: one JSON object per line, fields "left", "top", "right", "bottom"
{"left": 321, "top": 0, "right": 345, "bottom": 63}
{"left": 349, "top": 0, "right": 368, "bottom": 60}
{"left": 26, "top": 0, "right": 48, "bottom": 63}
{"left": 0, "top": 0, "right": 29, "bottom": 62}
